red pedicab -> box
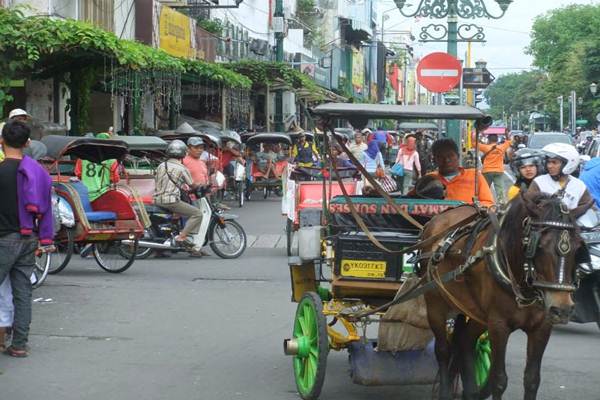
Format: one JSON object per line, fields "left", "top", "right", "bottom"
{"left": 40, "top": 135, "right": 145, "bottom": 273}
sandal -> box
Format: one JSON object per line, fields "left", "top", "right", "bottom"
{"left": 5, "top": 346, "right": 28, "bottom": 358}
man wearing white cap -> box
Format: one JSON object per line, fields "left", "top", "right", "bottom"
{"left": 8, "top": 109, "right": 30, "bottom": 123}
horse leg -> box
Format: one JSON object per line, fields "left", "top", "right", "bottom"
{"left": 523, "top": 323, "right": 552, "bottom": 400}
{"left": 428, "top": 299, "right": 453, "bottom": 400}
{"left": 488, "top": 320, "right": 511, "bottom": 400}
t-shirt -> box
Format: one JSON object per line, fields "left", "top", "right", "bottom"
{"left": 182, "top": 155, "right": 209, "bottom": 185}
{"left": 428, "top": 168, "right": 495, "bottom": 207}
{"left": 221, "top": 150, "right": 234, "bottom": 169}
{"left": 480, "top": 140, "right": 511, "bottom": 173}
{"left": 0, "top": 158, "right": 20, "bottom": 237}
{"left": 348, "top": 142, "right": 367, "bottom": 161}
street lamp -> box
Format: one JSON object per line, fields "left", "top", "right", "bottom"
{"left": 395, "top": 1, "right": 514, "bottom": 144}
{"left": 590, "top": 82, "right": 599, "bottom": 98}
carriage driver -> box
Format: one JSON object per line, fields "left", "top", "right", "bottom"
{"left": 292, "top": 132, "right": 319, "bottom": 167}
{"left": 424, "top": 138, "right": 495, "bottom": 206}
{"left": 526, "top": 143, "right": 595, "bottom": 218}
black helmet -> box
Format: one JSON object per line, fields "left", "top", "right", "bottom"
{"left": 510, "top": 148, "right": 544, "bottom": 178}
{"left": 166, "top": 139, "right": 188, "bottom": 159}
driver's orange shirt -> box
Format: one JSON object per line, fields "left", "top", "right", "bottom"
{"left": 429, "top": 168, "right": 495, "bottom": 206}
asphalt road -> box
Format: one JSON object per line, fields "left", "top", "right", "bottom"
{"left": 0, "top": 198, "right": 599, "bottom": 400}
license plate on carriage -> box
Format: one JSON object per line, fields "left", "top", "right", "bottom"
{"left": 340, "top": 259, "right": 387, "bottom": 278}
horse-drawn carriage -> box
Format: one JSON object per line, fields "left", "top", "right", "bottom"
{"left": 40, "top": 135, "right": 146, "bottom": 274}
{"left": 282, "top": 103, "right": 590, "bottom": 400}
{"left": 243, "top": 132, "right": 291, "bottom": 200}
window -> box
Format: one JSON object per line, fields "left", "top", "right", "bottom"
{"left": 81, "top": 0, "right": 114, "bottom": 32}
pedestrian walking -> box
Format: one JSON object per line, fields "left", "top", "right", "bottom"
{"left": 0, "top": 120, "right": 54, "bottom": 357}
{"left": 479, "top": 133, "right": 511, "bottom": 204}
{"left": 394, "top": 135, "right": 421, "bottom": 194}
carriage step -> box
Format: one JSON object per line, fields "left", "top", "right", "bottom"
{"left": 348, "top": 340, "right": 438, "bottom": 386}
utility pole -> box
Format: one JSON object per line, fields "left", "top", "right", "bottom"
{"left": 570, "top": 90, "right": 577, "bottom": 136}
{"left": 557, "top": 95, "right": 564, "bottom": 132}
{"left": 446, "top": 12, "right": 460, "bottom": 145}
{"left": 274, "top": 0, "right": 284, "bottom": 132}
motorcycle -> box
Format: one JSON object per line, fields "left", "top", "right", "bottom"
{"left": 122, "top": 186, "right": 247, "bottom": 259}
{"left": 573, "top": 231, "right": 600, "bottom": 330}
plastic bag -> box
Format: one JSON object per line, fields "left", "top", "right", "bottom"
{"left": 215, "top": 171, "right": 226, "bottom": 188}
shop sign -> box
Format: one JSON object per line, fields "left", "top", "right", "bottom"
{"left": 352, "top": 48, "right": 364, "bottom": 90}
{"left": 159, "top": 6, "right": 192, "bottom": 58}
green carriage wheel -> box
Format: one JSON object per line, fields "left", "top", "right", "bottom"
{"left": 292, "top": 292, "right": 329, "bottom": 400}
{"left": 475, "top": 332, "right": 491, "bottom": 389}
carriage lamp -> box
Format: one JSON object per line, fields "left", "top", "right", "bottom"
{"left": 590, "top": 82, "right": 599, "bottom": 98}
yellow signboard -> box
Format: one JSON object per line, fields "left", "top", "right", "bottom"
{"left": 159, "top": 6, "right": 192, "bottom": 59}
{"left": 340, "top": 259, "right": 386, "bottom": 279}
{"left": 352, "top": 49, "right": 364, "bottom": 91}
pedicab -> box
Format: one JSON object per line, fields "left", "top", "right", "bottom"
{"left": 40, "top": 135, "right": 145, "bottom": 274}
{"left": 219, "top": 130, "right": 246, "bottom": 207}
{"left": 244, "top": 132, "right": 291, "bottom": 200}
{"left": 282, "top": 103, "right": 494, "bottom": 399}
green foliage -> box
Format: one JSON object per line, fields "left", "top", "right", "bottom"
{"left": 0, "top": 7, "right": 250, "bottom": 114}
{"left": 486, "top": 4, "right": 600, "bottom": 129}
{"left": 295, "top": 0, "right": 322, "bottom": 48}
{"left": 69, "top": 67, "right": 97, "bottom": 134}
{"left": 196, "top": 18, "right": 223, "bottom": 36}
{"left": 225, "top": 61, "right": 322, "bottom": 98}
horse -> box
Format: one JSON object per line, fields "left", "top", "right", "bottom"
{"left": 420, "top": 192, "right": 582, "bottom": 400}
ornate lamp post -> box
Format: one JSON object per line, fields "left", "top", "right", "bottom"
{"left": 394, "top": 0, "right": 514, "bottom": 145}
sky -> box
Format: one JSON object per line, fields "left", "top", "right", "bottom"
{"left": 376, "top": 0, "right": 599, "bottom": 78}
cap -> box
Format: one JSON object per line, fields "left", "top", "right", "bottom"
{"left": 9, "top": 108, "right": 29, "bottom": 119}
{"left": 361, "top": 128, "right": 372, "bottom": 134}
{"left": 187, "top": 137, "right": 205, "bottom": 147}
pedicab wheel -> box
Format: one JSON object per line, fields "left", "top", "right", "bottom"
{"left": 93, "top": 239, "right": 138, "bottom": 273}
{"left": 292, "top": 292, "right": 328, "bottom": 400}
{"left": 32, "top": 251, "right": 51, "bottom": 289}
{"left": 48, "top": 228, "right": 74, "bottom": 275}
{"left": 209, "top": 220, "right": 247, "bottom": 259}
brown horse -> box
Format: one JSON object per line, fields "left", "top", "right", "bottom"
{"left": 420, "top": 193, "right": 582, "bottom": 400}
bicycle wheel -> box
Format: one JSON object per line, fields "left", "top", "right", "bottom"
{"left": 32, "top": 251, "right": 51, "bottom": 289}
{"left": 48, "top": 228, "right": 74, "bottom": 275}
{"left": 93, "top": 239, "right": 138, "bottom": 273}
{"left": 209, "top": 220, "right": 247, "bottom": 259}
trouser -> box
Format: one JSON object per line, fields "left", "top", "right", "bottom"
{"left": 159, "top": 201, "right": 203, "bottom": 236}
{"left": 484, "top": 172, "right": 506, "bottom": 204}
{"left": 394, "top": 170, "right": 414, "bottom": 195}
{"left": 0, "top": 233, "right": 37, "bottom": 349}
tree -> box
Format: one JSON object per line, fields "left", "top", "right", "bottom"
{"left": 484, "top": 71, "right": 547, "bottom": 128}
{"left": 527, "top": 4, "right": 600, "bottom": 129}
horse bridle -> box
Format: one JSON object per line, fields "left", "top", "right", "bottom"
{"left": 520, "top": 201, "right": 578, "bottom": 293}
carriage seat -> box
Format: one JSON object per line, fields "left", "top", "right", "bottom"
{"left": 70, "top": 181, "right": 117, "bottom": 222}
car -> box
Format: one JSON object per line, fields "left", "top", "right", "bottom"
{"left": 527, "top": 132, "right": 573, "bottom": 149}
{"left": 585, "top": 137, "right": 600, "bottom": 158}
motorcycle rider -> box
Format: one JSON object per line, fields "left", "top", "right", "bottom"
{"left": 507, "top": 148, "right": 544, "bottom": 201}
{"left": 154, "top": 140, "right": 203, "bottom": 255}
{"left": 527, "top": 143, "right": 594, "bottom": 217}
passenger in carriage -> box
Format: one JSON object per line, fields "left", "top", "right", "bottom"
{"left": 292, "top": 132, "right": 319, "bottom": 167}
{"left": 425, "top": 138, "right": 494, "bottom": 206}
{"left": 74, "top": 132, "right": 120, "bottom": 201}
{"left": 331, "top": 144, "right": 355, "bottom": 169}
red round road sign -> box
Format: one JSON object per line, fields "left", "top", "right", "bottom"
{"left": 417, "top": 52, "right": 462, "bottom": 93}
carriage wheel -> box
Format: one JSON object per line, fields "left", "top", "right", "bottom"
{"left": 48, "top": 228, "right": 74, "bottom": 275}
{"left": 32, "top": 251, "right": 51, "bottom": 289}
{"left": 93, "top": 239, "right": 138, "bottom": 273}
{"left": 292, "top": 292, "right": 329, "bottom": 400}
{"left": 475, "top": 332, "right": 491, "bottom": 389}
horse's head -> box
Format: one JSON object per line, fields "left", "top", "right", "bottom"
{"left": 519, "top": 192, "right": 582, "bottom": 323}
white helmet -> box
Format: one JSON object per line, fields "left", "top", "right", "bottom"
{"left": 542, "top": 143, "right": 580, "bottom": 175}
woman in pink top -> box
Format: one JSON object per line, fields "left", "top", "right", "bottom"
{"left": 395, "top": 134, "right": 421, "bottom": 194}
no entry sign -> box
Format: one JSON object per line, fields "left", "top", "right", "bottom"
{"left": 417, "top": 52, "right": 462, "bottom": 93}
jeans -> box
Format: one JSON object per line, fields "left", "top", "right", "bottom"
{"left": 484, "top": 172, "right": 506, "bottom": 204}
{"left": 0, "top": 233, "right": 37, "bottom": 349}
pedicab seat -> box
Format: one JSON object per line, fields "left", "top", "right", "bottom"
{"left": 70, "top": 181, "right": 117, "bottom": 222}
